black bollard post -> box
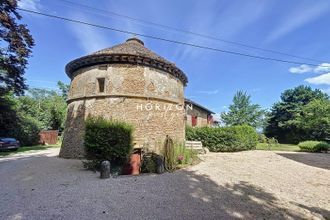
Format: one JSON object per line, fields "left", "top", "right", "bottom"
{"left": 156, "top": 155, "right": 165, "bottom": 174}
{"left": 100, "top": 160, "right": 111, "bottom": 179}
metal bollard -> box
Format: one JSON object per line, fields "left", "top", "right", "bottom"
{"left": 156, "top": 155, "right": 165, "bottom": 174}
{"left": 100, "top": 160, "right": 111, "bottom": 179}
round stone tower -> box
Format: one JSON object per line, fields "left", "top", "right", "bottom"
{"left": 59, "top": 38, "right": 188, "bottom": 158}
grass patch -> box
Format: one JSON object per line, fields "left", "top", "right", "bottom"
{"left": 0, "top": 143, "right": 60, "bottom": 157}
{"left": 256, "top": 143, "right": 300, "bottom": 152}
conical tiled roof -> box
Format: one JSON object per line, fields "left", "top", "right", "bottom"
{"left": 66, "top": 38, "right": 188, "bottom": 85}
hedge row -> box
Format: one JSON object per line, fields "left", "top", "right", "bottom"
{"left": 84, "top": 116, "right": 133, "bottom": 166}
{"left": 298, "top": 141, "right": 329, "bottom": 152}
{"left": 186, "top": 125, "right": 258, "bottom": 152}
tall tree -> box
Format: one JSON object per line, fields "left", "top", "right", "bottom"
{"left": 0, "top": 0, "right": 34, "bottom": 96}
{"left": 265, "top": 85, "right": 329, "bottom": 143}
{"left": 221, "top": 91, "right": 264, "bottom": 128}
{"left": 296, "top": 99, "right": 330, "bottom": 141}
{"left": 19, "top": 87, "right": 67, "bottom": 131}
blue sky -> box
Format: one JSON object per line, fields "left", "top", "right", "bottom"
{"left": 18, "top": 0, "right": 330, "bottom": 115}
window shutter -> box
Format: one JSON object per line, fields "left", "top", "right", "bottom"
{"left": 192, "top": 116, "right": 197, "bottom": 127}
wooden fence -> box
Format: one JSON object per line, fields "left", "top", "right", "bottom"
{"left": 39, "top": 130, "right": 59, "bottom": 145}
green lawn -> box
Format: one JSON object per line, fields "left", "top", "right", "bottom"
{"left": 256, "top": 143, "right": 300, "bottom": 152}
{"left": 0, "top": 143, "right": 60, "bottom": 157}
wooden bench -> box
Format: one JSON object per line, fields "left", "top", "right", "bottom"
{"left": 185, "top": 141, "right": 208, "bottom": 154}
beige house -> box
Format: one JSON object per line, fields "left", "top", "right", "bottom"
{"left": 185, "top": 99, "right": 215, "bottom": 127}
{"left": 60, "top": 38, "right": 188, "bottom": 158}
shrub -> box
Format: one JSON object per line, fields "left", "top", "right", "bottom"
{"left": 174, "top": 142, "right": 196, "bottom": 165}
{"left": 163, "top": 136, "right": 175, "bottom": 171}
{"left": 298, "top": 141, "right": 329, "bottom": 152}
{"left": 267, "top": 137, "right": 278, "bottom": 147}
{"left": 161, "top": 136, "right": 197, "bottom": 171}
{"left": 84, "top": 116, "right": 133, "bottom": 166}
{"left": 18, "top": 114, "right": 43, "bottom": 146}
{"left": 7, "top": 114, "right": 42, "bottom": 146}
{"left": 186, "top": 125, "right": 258, "bottom": 152}
{"left": 258, "top": 134, "right": 268, "bottom": 143}
{"left": 141, "top": 153, "right": 158, "bottom": 173}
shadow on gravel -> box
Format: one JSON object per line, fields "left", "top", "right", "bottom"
{"left": 276, "top": 152, "right": 330, "bottom": 170}
{"left": 164, "top": 170, "right": 328, "bottom": 219}
{"left": 0, "top": 155, "right": 328, "bottom": 219}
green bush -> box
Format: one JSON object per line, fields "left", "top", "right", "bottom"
{"left": 161, "top": 137, "right": 197, "bottom": 171}
{"left": 258, "top": 134, "right": 268, "bottom": 143}
{"left": 17, "top": 114, "right": 42, "bottom": 146}
{"left": 141, "top": 153, "right": 158, "bottom": 173}
{"left": 186, "top": 125, "right": 258, "bottom": 152}
{"left": 84, "top": 116, "right": 133, "bottom": 166}
{"left": 267, "top": 137, "right": 279, "bottom": 147}
{"left": 4, "top": 114, "right": 42, "bottom": 146}
{"left": 298, "top": 141, "right": 329, "bottom": 152}
{"left": 174, "top": 142, "right": 196, "bottom": 165}
{"left": 163, "top": 136, "right": 175, "bottom": 171}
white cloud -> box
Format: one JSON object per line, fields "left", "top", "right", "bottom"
{"left": 70, "top": 25, "right": 110, "bottom": 54}
{"left": 314, "top": 63, "right": 330, "bottom": 73}
{"left": 67, "top": 12, "right": 112, "bottom": 54}
{"left": 289, "top": 64, "right": 313, "bottom": 74}
{"left": 289, "top": 63, "right": 330, "bottom": 74}
{"left": 18, "top": 0, "right": 41, "bottom": 11}
{"left": 67, "top": 10, "right": 145, "bottom": 54}
{"left": 196, "top": 89, "right": 219, "bottom": 95}
{"left": 266, "top": 3, "right": 330, "bottom": 43}
{"left": 305, "top": 73, "right": 330, "bottom": 85}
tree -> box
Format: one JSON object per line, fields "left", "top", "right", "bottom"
{"left": 0, "top": 84, "right": 68, "bottom": 146}
{"left": 19, "top": 87, "right": 67, "bottom": 131}
{"left": 296, "top": 99, "right": 330, "bottom": 141}
{"left": 265, "top": 85, "right": 329, "bottom": 143}
{"left": 0, "top": 92, "right": 42, "bottom": 146}
{"left": 221, "top": 91, "right": 264, "bottom": 128}
{"left": 0, "top": 0, "right": 34, "bottom": 96}
{"left": 57, "top": 81, "right": 70, "bottom": 99}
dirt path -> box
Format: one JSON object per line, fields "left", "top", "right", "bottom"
{"left": 0, "top": 149, "right": 329, "bottom": 219}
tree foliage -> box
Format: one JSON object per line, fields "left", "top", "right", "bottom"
{"left": 0, "top": 0, "right": 34, "bottom": 96}
{"left": 18, "top": 87, "right": 67, "bottom": 131}
{"left": 0, "top": 92, "right": 42, "bottom": 146}
{"left": 0, "top": 82, "right": 68, "bottom": 146}
{"left": 57, "top": 81, "right": 69, "bottom": 100}
{"left": 221, "top": 91, "right": 264, "bottom": 128}
{"left": 265, "top": 85, "right": 329, "bottom": 143}
{"left": 296, "top": 99, "right": 330, "bottom": 141}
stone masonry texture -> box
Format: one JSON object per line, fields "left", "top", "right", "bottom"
{"left": 60, "top": 63, "right": 185, "bottom": 158}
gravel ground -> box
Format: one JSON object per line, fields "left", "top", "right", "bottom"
{"left": 0, "top": 149, "right": 329, "bottom": 220}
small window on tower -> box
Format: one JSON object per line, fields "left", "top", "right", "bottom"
{"left": 97, "top": 78, "right": 105, "bottom": 93}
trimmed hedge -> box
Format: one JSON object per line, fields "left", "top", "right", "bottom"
{"left": 186, "top": 125, "right": 258, "bottom": 152}
{"left": 298, "top": 141, "right": 329, "bottom": 152}
{"left": 84, "top": 116, "right": 133, "bottom": 166}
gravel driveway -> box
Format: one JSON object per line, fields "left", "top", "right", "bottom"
{"left": 0, "top": 149, "right": 329, "bottom": 220}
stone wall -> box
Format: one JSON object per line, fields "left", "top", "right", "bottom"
{"left": 60, "top": 64, "right": 185, "bottom": 158}
{"left": 69, "top": 64, "right": 183, "bottom": 102}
